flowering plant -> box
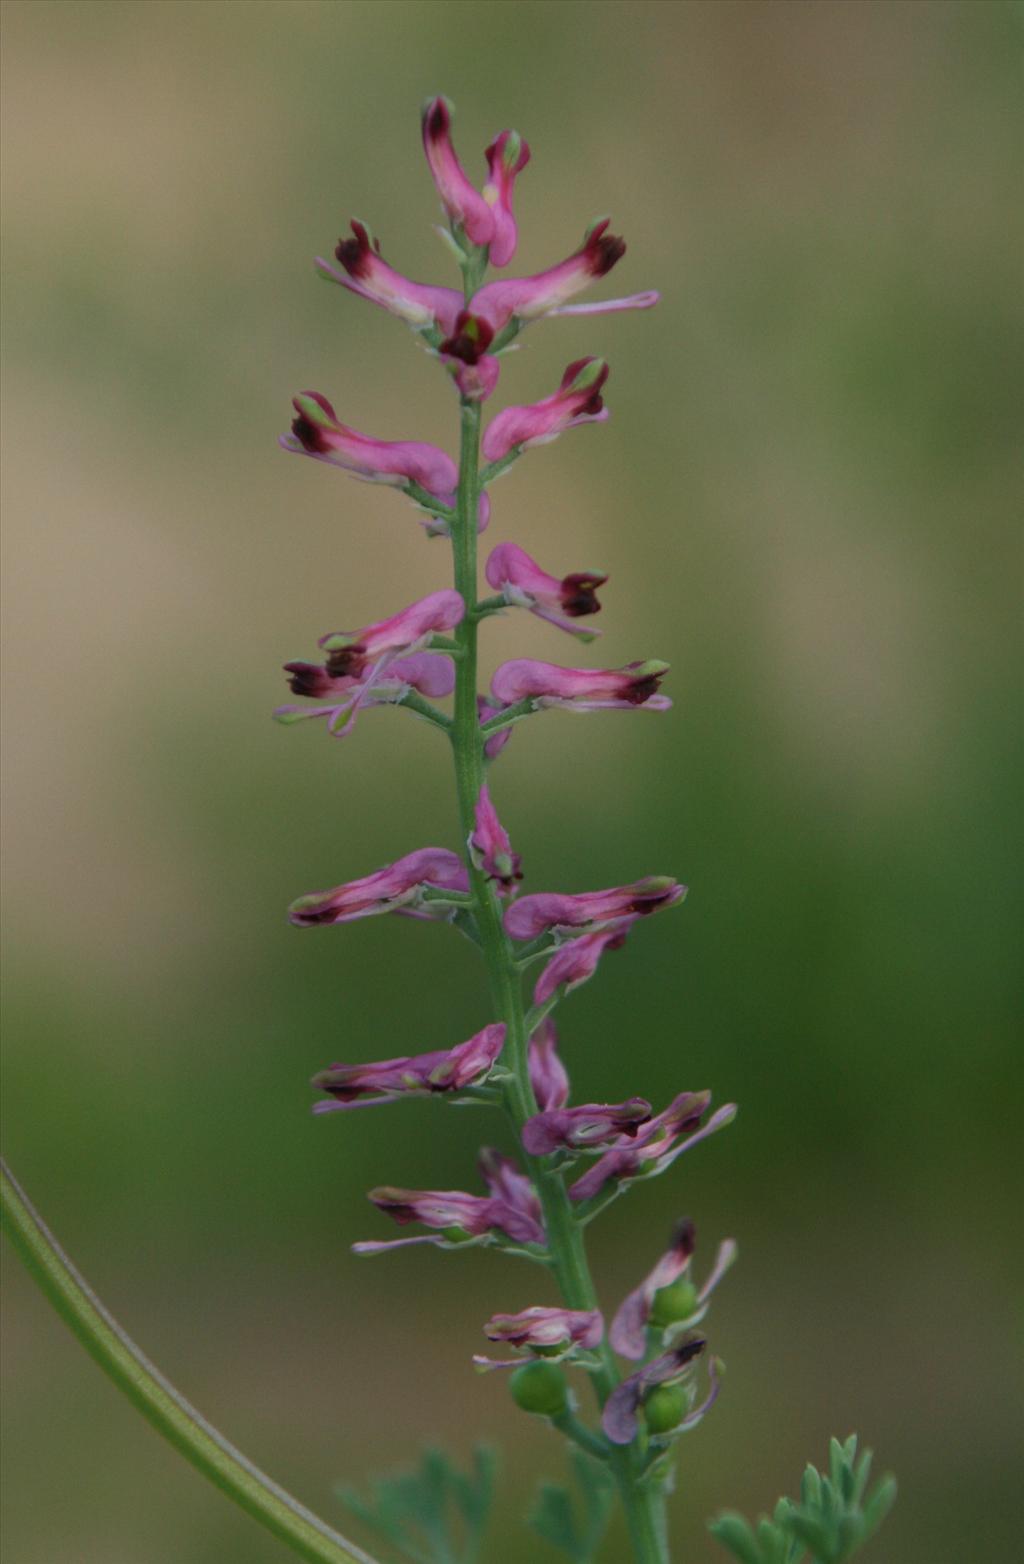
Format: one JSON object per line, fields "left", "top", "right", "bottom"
{"left": 0, "top": 94, "right": 896, "bottom": 1564}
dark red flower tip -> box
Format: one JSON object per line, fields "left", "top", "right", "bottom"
{"left": 334, "top": 220, "right": 379, "bottom": 279}
{"left": 583, "top": 219, "right": 627, "bottom": 277}
{"left": 671, "top": 1218, "right": 698, "bottom": 1256}
{"left": 558, "top": 572, "right": 607, "bottom": 618}
{"left": 423, "top": 96, "right": 451, "bottom": 143}
{"left": 323, "top": 643, "right": 367, "bottom": 679}
{"left": 440, "top": 311, "right": 495, "bottom": 365}
{"left": 629, "top": 887, "right": 680, "bottom": 915}
{"left": 283, "top": 661, "right": 335, "bottom": 698}
{"left": 624, "top": 672, "right": 666, "bottom": 706}
{"left": 290, "top": 414, "right": 325, "bottom": 453}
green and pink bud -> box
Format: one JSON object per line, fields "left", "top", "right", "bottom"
{"left": 288, "top": 846, "right": 469, "bottom": 928}
{"left": 312, "top": 1022, "right": 506, "bottom": 1112}
{"left": 485, "top": 541, "right": 607, "bottom": 641}
{"left": 482, "top": 129, "right": 530, "bottom": 267}
{"left": 482, "top": 358, "right": 609, "bottom": 464}
{"left": 469, "top": 783, "right": 522, "bottom": 896}
{"left": 505, "top": 876, "right": 685, "bottom": 940}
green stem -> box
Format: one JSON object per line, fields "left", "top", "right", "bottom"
{"left": 446, "top": 399, "right": 668, "bottom": 1564}
{"left": 0, "top": 1159, "right": 380, "bottom": 1564}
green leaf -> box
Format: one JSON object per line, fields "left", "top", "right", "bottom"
{"left": 708, "top": 1512, "right": 763, "bottom": 1564}
{"left": 528, "top": 1451, "right": 614, "bottom": 1563}
{"left": 337, "top": 1446, "right": 497, "bottom": 1564}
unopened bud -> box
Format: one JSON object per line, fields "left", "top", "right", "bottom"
{"left": 643, "top": 1383, "right": 688, "bottom": 1435}
{"left": 649, "top": 1278, "right": 699, "bottom": 1328}
{"left": 509, "top": 1359, "right": 568, "bottom": 1416}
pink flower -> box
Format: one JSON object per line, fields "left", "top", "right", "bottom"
{"left": 482, "top": 358, "right": 609, "bottom": 464}
{"left": 568, "top": 1094, "right": 737, "bottom": 1205}
{"left": 610, "top": 1220, "right": 738, "bottom": 1361}
{"left": 522, "top": 1098, "right": 653, "bottom": 1156}
{"left": 354, "top": 1146, "right": 545, "bottom": 1256}
{"left": 316, "top": 220, "right": 462, "bottom": 334}
{"left": 422, "top": 96, "right": 496, "bottom": 248}
{"left": 478, "top": 695, "right": 513, "bottom": 760}
{"left": 275, "top": 651, "right": 454, "bottom": 739}
{"left": 528, "top": 1019, "right": 569, "bottom": 1111}
{"left": 505, "top": 877, "right": 685, "bottom": 941}
{"left": 281, "top": 392, "right": 490, "bottom": 532}
{"left": 491, "top": 657, "right": 671, "bottom": 713}
{"left": 469, "top": 784, "right": 522, "bottom": 896}
{"left": 533, "top": 920, "right": 635, "bottom": 1007}
{"left": 602, "top": 1338, "right": 719, "bottom": 1446}
{"left": 288, "top": 847, "right": 469, "bottom": 928}
{"left": 317, "top": 590, "right": 464, "bottom": 679}
{"left": 481, "top": 130, "right": 531, "bottom": 267}
{"left": 471, "top": 218, "right": 657, "bottom": 330}
{"left": 485, "top": 542, "right": 607, "bottom": 641}
{"left": 438, "top": 311, "right": 501, "bottom": 402}
{"left": 473, "top": 1306, "right": 602, "bottom": 1370}
{"left": 312, "top": 1022, "right": 506, "bottom": 1112}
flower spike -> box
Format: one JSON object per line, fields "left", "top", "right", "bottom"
{"left": 422, "top": 96, "right": 496, "bottom": 248}
{"left": 288, "top": 847, "right": 469, "bottom": 928}
{"left": 506, "top": 876, "right": 685, "bottom": 941}
{"left": 312, "top": 1022, "right": 506, "bottom": 1113}
{"left": 491, "top": 657, "right": 671, "bottom": 713}
{"left": 469, "top": 784, "right": 522, "bottom": 896}
{"left": 485, "top": 542, "right": 607, "bottom": 641}
{"left": 482, "top": 358, "right": 609, "bottom": 465}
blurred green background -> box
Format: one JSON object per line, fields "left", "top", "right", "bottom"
{"left": 2, "top": 2, "right": 1021, "bottom": 1560}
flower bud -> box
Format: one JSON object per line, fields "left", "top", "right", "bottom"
{"left": 642, "top": 1383, "right": 688, "bottom": 1435}
{"left": 648, "top": 1277, "right": 699, "bottom": 1327}
{"left": 509, "top": 1360, "right": 568, "bottom": 1416}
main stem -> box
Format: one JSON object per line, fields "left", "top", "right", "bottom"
{"left": 447, "top": 395, "right": 669, "bottom": 1564}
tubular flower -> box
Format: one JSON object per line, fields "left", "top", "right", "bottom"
{"left": 533, "top": 919, "right": 635, "bottom": 1007}
{"left": 317, "top": 220, "right": 462, "bottom": 335}
{"left": 485, "top": 541, "right": 607, "bottom": 641}
{"left": 422, "top": 96, "right": 497, "bottom": 247}
{"left": 602, "top": 1337, "right": 718, "bottom": 1447}
{"left": 473, "top": 1306, "right": 603, "bottom": 1370}
{"left": 528, "top": 1019, "right": 569, "bottom": 1111}
{"left": 354, "top": 1146, "right": 545, "bottom": 1257}
{"left": 439, "top": 311, "right": 501, "bottom": 402}
{"left": 522, "top": 1098, "right": 652, "bottom": 1156}
{"left": 274, "top": 651, "right": 454, "bottom": 739}
{"left": 477, "top": 694, "right": 513, "bottom": 761}
{"left": 506, "top": 877, "right": 685, "bottom": 941}
{"left": 282, "top": 391, "right": 457, "bottom": 495}
{"left": 469, "top": 783, "right": 522, "bottom": 896}
{"left": 491, "top": 657, "right": 671, "bottom": 713}
{"left": 610, "top": 1220, "right": 738, "bottom": 1360}
{"left": 317, "top": 589, "right": 465, "bottom": 679}
{"left": 312, "top": 1022, "right": 506, "bottom": 1113}
{"left": 471, "top": 218, "right": 657, "bottom": 330}
{"left": 569, "top": 1093, "right": 737, "bottom": 1205}
{"left": 288, "top": 847, "right": 469, "bottom": 928}
{"left": 481, "top": 130, "right": 531, "bottom": 267}
{"left": 482, "top": 358, "right": 609, "bottom": 464}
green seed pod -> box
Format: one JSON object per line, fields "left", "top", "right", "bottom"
{"left": 509, "top": 1359, "right": 568, "bottom": 1416}
{"left": 649, "top": 1278, "right": 699, "bottom": 1327}
{"left": 643, "top": 1382, "right": 688, "bottom": 1435}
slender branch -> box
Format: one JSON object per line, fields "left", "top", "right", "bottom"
{"left": 0, "top": 1159, "right": 380, "bottom": 1564}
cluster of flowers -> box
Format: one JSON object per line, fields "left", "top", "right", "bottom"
{"left": 277, "top": 96, "right": 736, "bottom": 1456}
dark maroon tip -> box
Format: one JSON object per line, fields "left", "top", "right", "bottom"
{"left": 334, "top": 221, "right": 374, "bottom": 278}
{"left": 624, "top": 672, "right": 665, "bottom": 706}
{"left": 440, "top": 311, "right": 495, "bottom": 365}
{"left": 671, "top": 1217, "right": 698, "bottom": 1256}
{"left": 629, "top": 889, "right": 676, "bottom": 915}
{"left": 588, "top": 231, "right": 626, "bottom": 276}
{"left": 324, "top": 644, "right": 366, "bottom": 679}
{"left": 291, "top": 414, "right": 326, "bottom": 454}
{"left": 559, "top": 572, "right": 607, "bottom": 618}
{"left": 424, "top": 98, "right": 450, "bottom": 141}
{"left": 283, "top": 661, "right": 332, "bottom": 698}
